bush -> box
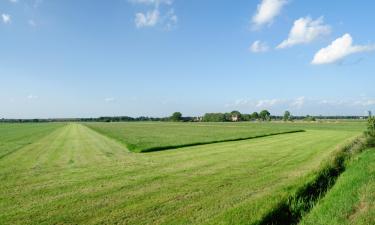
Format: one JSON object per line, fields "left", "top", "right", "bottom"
{"left": 366, "top": 116, "right": 375, "bottom": 146}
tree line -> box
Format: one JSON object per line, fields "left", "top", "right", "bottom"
{"left": 0, "top": 110, "right": 371, "bottom": 123}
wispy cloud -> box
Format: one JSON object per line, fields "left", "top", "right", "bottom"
{"left": 312, "top": 33, "right": 375, "bottom": 65}
{"left": 27, "top": 94, "right": 38, "bottom": 100}
{"left": 250, "top": 40, "right": 269, "bottom": 53}
{"left": 1, "top": 14, "right": 11, "bottom": 24}
{"left": 277, "top": 17, "right": 331, "bottom": 49}
{"left": 131, "top": 0, "right": 177, "bottom": 29}
{"left": 135, "top": 9, "right": 160, "bottom": 28}
{"left": 252, "top": 0, "right": 288, "bottom": 28}
{"left": 104, "top": 97, "right": 115, "bottom": 102}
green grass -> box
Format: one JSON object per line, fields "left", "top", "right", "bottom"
{"left": 0, "top": 123, "right": 361, "bottom": 225}
{"left": 300, "top": 148, "right": 375, "bottom": 225}
{"left": 83, "top": 121, "right": 365, "bottom": 152}
{"left": 0, "top": 123, "right": 65, "bottom": 159}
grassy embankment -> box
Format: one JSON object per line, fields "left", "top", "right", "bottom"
{"left": 300, "top": 148, "right": 375, "bottom": 225}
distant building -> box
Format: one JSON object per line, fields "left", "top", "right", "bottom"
{"left": 231, "top": 114, "right": 240, "bottom": 122}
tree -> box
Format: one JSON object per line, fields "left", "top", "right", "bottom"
{"left": 259, "top": 110, "right": 271, "bottom": 121}
{"left": 283, "top": 111, "right": 291, "bottom": 121}
{"left": 202, "top": 113, "right": 225, "bottom": 122}
{"left": 170, "top": 112, "right": 182, "bottom": 122}
{"left": 251, "top": 112, "right": 259, "bottom": 120}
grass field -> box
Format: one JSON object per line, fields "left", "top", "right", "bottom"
{"left": 84, "top": 121, "right": 365, "bottom": 152}
{"left": 300, "top": 148, "right": 375, "bottom": 225}
{"left": 0, "top": 122, "right": 363, "bottom": 224}
{"left": 0, "top": 123, "right": 65, "bottom": 159}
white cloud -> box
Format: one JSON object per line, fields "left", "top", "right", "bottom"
{"left": 256, "top": 99, "right": 282, "bottom": 108}
{"left": 9, "top": 0, "right": 18, "bottom": 3}
{"left": 131, "top": 0, "right": 176, "bottom": 29}
{"left": 252, "top": 0, "right": 287, "bottom": 28}
{"left": 135, "top": 9, "right": 160, "bottom": 28}
{"left": 312, "top": 33, "right": 375, "bottom": 65}
{"left": 277, "top": 17, "right": 331, "bottom": 49}
{"left": 290, "top": 96, "right": 305, "bottom": 108}
{"left": 250, "top": 41, "right": 269, "bottom": 53}
{"left": 164, "top": 9, "right": 178, "bottom": 30}
{"left": 2, "top": 14, "right": 11, "bottom": 24}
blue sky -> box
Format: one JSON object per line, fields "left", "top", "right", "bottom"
{"left": 1, "top": 0, "right": 375, "bottom": 118}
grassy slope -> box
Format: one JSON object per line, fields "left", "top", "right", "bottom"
{"left": 0, "top": 123, "right": 360, "bottom": 225}
{"left": 83, "top": 121, "right": 363, "bottom": 153}
{"left": 300, "top": 148, "right": 375, "bottom": 225}
{"left": 0, "top": 123, "right": 64, "bottom": 159}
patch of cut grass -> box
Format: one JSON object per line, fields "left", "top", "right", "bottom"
{"left": 0, "top": 123, "right": 360, "bottom": 225}
{"left": 84, "top": 122, "right": 307, "bottom": 152}
{"left": 0, "top": 123, "right": 65, "bottom": 159}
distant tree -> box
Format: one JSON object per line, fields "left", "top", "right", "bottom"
{"left": 251, "top": 112, "right": 259, "bottom": 120}
{"left": 259, "top": 110, "right": 271, "bottom": 121}
{"left": 304, "top": 115, "right": 316, "bottom": 122}
{"left": 241, "top": 114, "right": 251, "bottom": 121}
{"left": 170, "top": 112, "right": 182, "bottom": 122}
{"left": 202, "top": 113, "right": 226, "bottom": 122}
{"left": 283, "top": 111, "right": 291, "bottom": 121}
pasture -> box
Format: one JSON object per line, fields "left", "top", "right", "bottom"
{"left": 0, "top": 121, "right": 366, "bottom": 224}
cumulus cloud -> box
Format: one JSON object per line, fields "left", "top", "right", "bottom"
{"left": 312, "top": 33, "right": 375, "bottom": 65}
{"left": 250, "top": 41, "right": 269, "bottom": 53}
{"left": 252, "top": 0, "right": 288, "bottom": 28}
{"left": 2, "top": 14, "right": 11, "bottom": 24}
{"left": 277, "top": 17, "right": 331, "bottom": 49}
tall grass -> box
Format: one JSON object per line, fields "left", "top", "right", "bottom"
{"left": 257, "top": 136, "right": 369, "bottom": 225}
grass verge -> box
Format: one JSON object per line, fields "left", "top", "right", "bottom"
{"left": 299, "top": 148, "right": 375, "bottom": 225}
{"left": 256, "top": 135, "right": 369, "bottom": 225}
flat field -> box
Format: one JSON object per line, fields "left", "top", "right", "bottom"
{"left": 0, "top": 121, "right": 365, "bottom": 224}
{"left": 84, "top": 121, "right": 365, "bottom": 152}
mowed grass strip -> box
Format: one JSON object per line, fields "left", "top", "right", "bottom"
{"left": 300, "top": 148, "right": 375, "bottom": 225}
{"left": 84, "top": 122, "right": 304, "bottom": 152}
{"left": 0, "top": 123, "right": 360, "bottom": 225}
{"left": 0, "top": 123, "right": 65, "bottom": 159}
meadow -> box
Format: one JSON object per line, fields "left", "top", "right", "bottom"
{"left": 84, "top": 121, "right": 365, "bottom": 152}
{"left": 0, "top": 121, "right": 369, "bottom": 224}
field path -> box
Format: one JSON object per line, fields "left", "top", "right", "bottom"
{"left": 0, "top": 123, "right": 131, "bottom": 170}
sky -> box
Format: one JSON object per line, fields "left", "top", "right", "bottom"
{"left": 1, "top": 0, "right": 375, "bottom": 118}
